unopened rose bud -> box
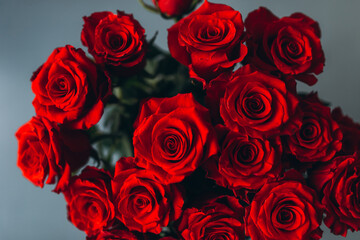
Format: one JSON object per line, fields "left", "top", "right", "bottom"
{"left": 152, "top": 0, "right": 194, "bottom": 17}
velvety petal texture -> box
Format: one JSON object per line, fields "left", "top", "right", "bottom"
{"left": 31, "top": 45, "right": 111, "bottom": 129}
{"left": 81, "top": 11, "right": 147, "bottom": 75}
{"left": 178, "top": 196, "right": 245, "bottom": 240}
{"left": 246, "top": 171, "right": 323, "bottom": 240}
{"left": 244, "top": 7, "right": 325, "bottom": 86}
{"left": 286, "top": 93, "right": 343, "bottom": 163}
{"left": 112, "top": 158, "right": 184, "bottom": 234}
{"left": 16, "top": 116, "right": 90, "bottom": 192}
{"left": 220, "top": 66, "right": 300, "bottom": 137}
{"left": 64, "top": 167, "right": 115, "bottom": 237}
{"left": 310, "top": 154, "right": 360, "bottom": 236}
{"left": 205, "top": 125, "right": 282, "bottom": 190}
{"left": 168, "top": 0, "right": 247, "bottom": 86}
{"left": 133, "top": 93, "right": 219, "bottom": 184}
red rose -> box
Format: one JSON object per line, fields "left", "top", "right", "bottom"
{"left": 245, "top": 7, "right": 325, "bottom": 86}
{"left": 81, "top": 11, "right": 146, "bottom": 74}
{"left": 64, "top": 167, "right": 115, "bottom": 237}
{"left": 310, "top": 154, "right": 360, "bottom": 236}
{"left": 152, "top": 0, "right": 194, "bottom": 17}
{"left": 332, "top": 107, "right": 360, "bottom": 155}
{"left": 133, "top": 93, "right": 219, "bottom": 184}
{"left": 15, "top": 116, "right": 90, "bottom": 192}
{"left": 220, "top": 67, "right": 300, "bottom": 137}
{"left": 112, "top": 158, "right": 184, "bottom": 234}
{"left": 205, "top": 125, "right": 282, "bottom": 190}
{"left": 178, "top": 196, "right": 245, "bottom": 240}
{"left": 246, "top": 171, "right": 323, "bottom": 240}
{"left": 87, "top": 229, "right": 140, "bottom": 240}
{"left": 31, "top": 45, "right": 111, "bottom": 129}
{"left": 286, "top": 93, "right": 342, "bottom": 162}
{"left": 168, "top": 0, "right": 247, "bottom": 86}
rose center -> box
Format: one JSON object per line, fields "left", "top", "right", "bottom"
{"left": 300, "top": 121, "right": 319, "bottom": 141}
{"left": 109, "top": 35, "right": 123, "bottom": 50}
{"left": 277, "top": 208, "right": 293, "bottom": 224}
{"left": 286, "top": 41, "right": 301, "bottom": 56}
{"left": 236, "top": 143, "right": 256, "bottom": 164}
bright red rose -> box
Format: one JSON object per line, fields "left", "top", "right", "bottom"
{"left": 286, "top": 93, "right": 342, "bottom": 162}
{"left": 31, "top": 45, "right": 111, "bottom": 129}
{"left": 205, "top": 125, "right": 282, "bottom": 190}
{"left": 220, "top": 67, "right": 300, "bottom": 137}
{"left": 112, "top": 158, "right": 184, "bottom": 234}
{"left": 245, "top": 7, "right": 325, "bottom": 86}
{"left": 168, "top": 0, "right": 247, "bottom": 86}
{"left": 133, "top": 93, "right": 219, "bottom": 184}
{"left": 87, "top": 228, "right": 140, "bottom": 240}
{"left": 81, "top": 11, "right": 146, "bottom": 74}
{"left": 178, "top": 196, "right": 245, "bottom": 240}
{"left": 64, "top": 167, "right": 115, "bottom": 237}
{"left": 310, "top": 154, "right": 360, "bottom": 236}
{"left": 332, "top": 107, "right": 360, "bottom": 155}
{"left": 246, "top": 171, "right": 323, "bottom": 240}
{"left": 15, "top": 116, "right": 90, "bottom": 192}
{"left": 152, "top": 0, "right": 194, "bottom": 17}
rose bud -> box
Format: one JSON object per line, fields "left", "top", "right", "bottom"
{"left": 31, "top": 45, "right": 111, "bottom": 129}
{"left": 81, "top": 11, "right": 147, "bottom": 76}
{"left": 244, "top": 7, "right": 325, "bottom": 86}
{"left": 64, "top": 167, "right": 115, "bottom": 237}
{"left": 246, "top": 170, "right": 324, "bottom": 240}
{"left": 15, "top": 116, "right": 90, "bottom": 192}
{"left": 152, "top": 0, "right": 193, "bottom": 17}
{"left": 168, "top": 0, "right": 247, "bottom": 87}
{"left": 133, "top": 93, "right": 219, "bottom": 184}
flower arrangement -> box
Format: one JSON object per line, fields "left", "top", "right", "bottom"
{"left": 15, "top": 0, "right": 360, "bottom": 239}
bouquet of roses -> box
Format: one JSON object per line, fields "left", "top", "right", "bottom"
{"left": 15, "top": 0, "right": 360, "bottom": 239}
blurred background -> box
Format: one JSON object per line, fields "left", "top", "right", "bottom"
{"left": 1, "top": 0, "right": 359, "bottom": 239}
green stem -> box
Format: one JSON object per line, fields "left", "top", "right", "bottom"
{"left": 138, "top": 0, "right": 160, "bottom": 14}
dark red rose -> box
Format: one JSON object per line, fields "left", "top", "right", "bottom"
{"left": 112, "top": 158, "right": 184, "bottom": 234}
{"left": 31, "top": 45, "right": 111, "bottom": 129}
{"left": 168, "top": 0, "right": 247, "bottom": 86}
{"left": 286, "top": 93, "right": 342, "bottom": 162}
{"left": 133, "top": 93, "right": 219, "bottom": 184}
{"left": 87, "top": 228, "right": 140, "bottom": 240}
{"left": 178, "top": 196, "right": 245, "bottom": 240}
{"left": 220, "top": 66, "right": 300, "bottom": 137}
{"left": 81, "top": 11, "right": 146, "bottom": 74}
{"left": 245, "top": 7, "right": 325, "bottom": 86}
{"left": 152, "top": 0, "right": 194, "bottom": 17}
{"left": 332, "top": 107, "right": 360, "bottom": 155}
{"left": 310, "top": 154, "right": 360, "bottom": 236}
{"left": 246, "top": 171, "right": 323, "bottom": 240}
{"left": 15, "top": 116, "right": 90, "bottom": 192}
{"left": 159, "top": 237, "right": 178, "bottom": 240}
{"left": 205, "top": 125, "right": 282, "bottom": 190}
{"left": 64, "top": 167, "right": 115, "bottom": 237}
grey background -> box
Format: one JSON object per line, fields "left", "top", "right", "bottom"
{"left": 1, "top": 0, "right": 359, "bottom": 239}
